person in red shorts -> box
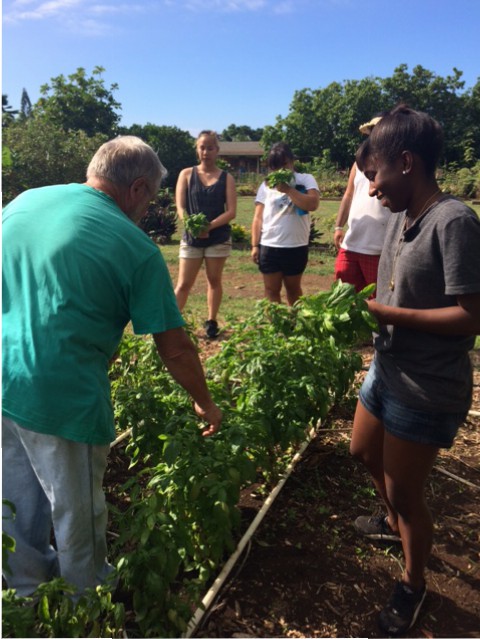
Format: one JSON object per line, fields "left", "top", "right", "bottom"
{"left": 333, "top": 115, "right": 392, "bottom": 294}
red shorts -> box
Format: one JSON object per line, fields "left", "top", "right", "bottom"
{"left": 334, "top": 249, "right": 380, "bottom": 294}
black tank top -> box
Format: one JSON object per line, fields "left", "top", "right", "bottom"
{"left": 184, "top": 166, "right": 231, "bottom": 247}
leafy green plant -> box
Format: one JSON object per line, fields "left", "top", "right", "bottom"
{"left": 2, "top": 580, "right": 125, "bottom": 638}
{"left": 266, "top": 168, "right": 294, "bottom": 188}
{"left": 4, "top": 280, "right": 374, "bottom": 638}
{"left": 231, "top": 223, "right": 249, "bottom": 244}
{"left": 438, "top": 161, "right": 480, "bottom": 199}
{"left": 309, "top": 219, "right": 323, "bottom": 246}
{"left": 2, "top": 500, "right": 16, "bottom": 577}
{"left": 236, "top": 184, "right": 258, "bottom": 196}
{"left": 207, "top": 281, "right": 375, "bottom": 463}
{"left": 184, "top": 212, "right": 209, "bottom": 237}
{"left": 216, "top": 158, "right": 231, "bottom": 172}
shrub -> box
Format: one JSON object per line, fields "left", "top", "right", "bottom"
{"left": 438, "top": 161, "right": 480, "bottom": 199}
{"left": 309, "top": 220, "right": 324, "bottom": 246}
{"left": 138, "top": 188, "right": 178, "bottom": 244}
{"left": 235, "top": 172, "right": 263, "bottom": 196}
{"left": 295, "top": 153, "right": 348, "bottom": 199}
{"left": 231, "top": 223, "right": 249, "bottom": 244}
{"left": 236, "top": 184, "right": 258, "bottom": 196}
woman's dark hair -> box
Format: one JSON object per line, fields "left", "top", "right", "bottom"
{"left": 356, "top": 104, "right": 444, "bottom": 176}
{"left": 267, "top": 142, "right": 295, "bottom": 171}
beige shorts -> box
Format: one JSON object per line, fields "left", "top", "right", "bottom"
{"left": 179, "top": 240, "right": 232, "bottom": 259}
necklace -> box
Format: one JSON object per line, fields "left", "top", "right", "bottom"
{"left": 389, "top": 190, "right": 442, "bottom": 291}
{"left": 388, "top": 226, "right": 405, "bottom": 291}
{"left": 404, "top": 189, "right": 442, "bottom": 229}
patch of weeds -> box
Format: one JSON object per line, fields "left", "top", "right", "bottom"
{"left": 333, "top": 439, "right": 351, "bottom": 456}
{"left": 352, "top": 485, "right": 376, "bottom": 502}
{"left": 326, "top": 526, "right": 342, "bottom": 552}
{"left": 355, "top": 545, "right": 370, "bottom": 561}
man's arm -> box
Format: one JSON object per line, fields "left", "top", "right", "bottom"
{"left": 153, "top": 327, "right": 222, "bottom": 436}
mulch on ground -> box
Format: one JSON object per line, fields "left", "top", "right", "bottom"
{"left": 191, "top": 345, "right": 480, "bottom": 639}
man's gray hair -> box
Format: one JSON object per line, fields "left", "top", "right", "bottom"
{"left": 87, "top": 135, "right": 167, "bottom": 189}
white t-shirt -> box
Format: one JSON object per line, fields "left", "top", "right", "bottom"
{"left": 255, "top": 172, "right": 319, "bottom": 248}
{"left": 341, "top": 169, "right": 391, "bottom": 255}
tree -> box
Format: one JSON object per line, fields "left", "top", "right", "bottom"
{"left": 2, "top": 94, "right": 18, "bottom": 127}
{"left": 262, "top": 78, "right": 387, "bottom": 167}
{"left": 261, "top": 65, "right": 477, "bottom": 169}
{"left": 462, "top": 78, "right": 480, "bottom": 164}
{"left": 2, "top": 117, "right": 106, "bottom": 203}
{"left": 34, "top": 66, "right": 121, "bottom": 137}
{"left": 20, "top": 89, "right": 32, "bottom": 120}
{"left": 381, "top": 64, "right": 466, "bottom": 164}
{"left": 221, "top": 124, "right": 263, "bottom": 141}
{"left": 121, "top": 123, "right": 196, "bottom": 188}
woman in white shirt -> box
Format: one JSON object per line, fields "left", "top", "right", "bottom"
{"left": 251, "top": 142, "right": 320, "bottom": 305}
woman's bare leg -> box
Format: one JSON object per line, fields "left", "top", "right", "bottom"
{"left": 262, "top": 272, "right": 283, "bottom": 303}
{"left": 175, "top": 257, "right": 203, "bottom": 311}
{"left": 383, "top": 433, "right": 439, "bottom": 588}
{"left": 350, "top": 400, "right": 399, "bottom": 532}
{"left": 283, "top": 273, "right": 303, "bottom": 306}
{"left": 204, "top": 256, "right": 227, "bottom": 321}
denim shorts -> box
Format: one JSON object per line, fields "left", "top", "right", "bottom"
{"left": 359, "top": 360, "right": 467, "bottom": 448}
{"left": 259, "top": 245, "right": 308, "bottom": 276}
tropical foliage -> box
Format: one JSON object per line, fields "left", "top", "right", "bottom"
{"left": 261, "top": 64, "right": 480, "bottom": 168}
{"left": 3, "top": 64, "right": 480, "bottom": 203}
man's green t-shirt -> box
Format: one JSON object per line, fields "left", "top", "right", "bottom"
{"left": 2, "top": 184, "right": 184, "bottom": 444}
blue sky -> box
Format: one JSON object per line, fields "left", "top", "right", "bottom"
{"left": 3, "top": 0, "right": 480, "bottom": 137}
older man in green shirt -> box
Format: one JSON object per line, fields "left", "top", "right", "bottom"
{"left": 2, "top": 136, "right": 222, "bottom": 597}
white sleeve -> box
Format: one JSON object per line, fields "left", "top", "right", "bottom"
{"left": 255, "top": 181, "right": 267, "bottom": 204}
{"left": 295, "top": 173, "right": 319, "bottom": 192}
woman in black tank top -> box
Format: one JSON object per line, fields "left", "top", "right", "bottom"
{"left": 174, "top": 131, "right": 237, "bottom": 338}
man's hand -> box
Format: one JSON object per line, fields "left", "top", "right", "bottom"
{"left": 194, "top": 402, "right": 222, "bottom": 437}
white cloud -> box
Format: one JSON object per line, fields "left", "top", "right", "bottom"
{"left": 90, "top": 3, "right": 145, "bottom": 15}
{"left": 3, "top": 0, "right": 145, "bottom": 26}
{"left": 164, "top": 0, "right": 323, "bottom": 13}
{"left": 166, "top": 0, "right": 268, "bottom": 12}
{"left": 4, "top": 0, "right": 79, "bottom": 21}
{"left": 4, "top": 0, "right": 314, "bottom": 31}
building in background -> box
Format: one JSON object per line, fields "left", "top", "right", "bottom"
{"left": 218, "top": 141, "right": 265, "bottom": 175}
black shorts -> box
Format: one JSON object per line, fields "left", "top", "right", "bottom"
{"left": 258, "top": 245, "right": 309, "bottom": 276}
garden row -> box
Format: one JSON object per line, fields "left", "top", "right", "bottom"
{"left": 2, "top": 281, "right": 375, "bottom": 638}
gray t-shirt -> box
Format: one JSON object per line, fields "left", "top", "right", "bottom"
{"left": 374, "top": 195, "right": 480, "bottom": 413}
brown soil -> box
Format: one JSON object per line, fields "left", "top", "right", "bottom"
{"left": 188, "top": 340, "right": 480, "bottom": 639}
{"left": 168, "top": 245, "right": 337, "bottom": 305}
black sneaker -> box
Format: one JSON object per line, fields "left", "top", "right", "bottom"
{"left": 378, "top": 580, "right": 427, "bottom": 636}
{"left": 354, "top": 514, "right": 401, "bottom": 543}
{"left": 204, "top": 319, "right": 219, "bottom": 338}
